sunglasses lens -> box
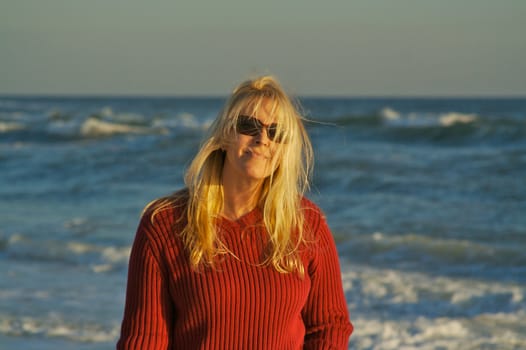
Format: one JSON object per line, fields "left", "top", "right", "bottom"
{"left": 267, "top": 125, "right": 277, "bottom": 141}
{"left": 237, "top": 116, "right": 260, "bottom": 136}
{"left": 236, "top": 115, "right": 282, "bottom": 142}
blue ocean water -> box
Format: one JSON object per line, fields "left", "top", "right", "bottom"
{"left": 1, "top": 96, "right": 525, "bottom": 349}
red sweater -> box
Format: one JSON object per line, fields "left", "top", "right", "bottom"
{"left": 117, "top": 197, "right": 353, "bottom": 349}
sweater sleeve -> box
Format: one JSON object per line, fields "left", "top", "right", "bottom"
{"left": 117, "top": 215, "right": 174, "bottom": 350}
{"left": 302, "top": 211, "right": 353, "bottom": 349}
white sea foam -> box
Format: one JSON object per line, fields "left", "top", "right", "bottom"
{"left": 439, "top": 112, "right": 477, "bottom": 126}
{"left": 342, "top": 231, "right": 523, "bottom": 268}
{"left": 0, "top": 312, "right": 120, "bottom": 343}
{"left": 341, "top": 264, "right": 526, "bottom": 349}
{"left": 381, "top": 110, "right": 437, "bottom": 128}
{"left": 350, "top": 315, "right": 526, "bottom": 350}
{"left": 99, "top": 106, "right": 146, "bottom": 124}
{"left": 152, "top": 112, "right": 211, "bottom": 130}
{"left": 91, "top": 264, "right": 114, "bottom": 273}
{"left": 5, "top": 233, "right": 130, "bottom": 273}
{"left": 0, "top": 289, "right": 50, "bottom": 301}
{"left": 342, "top": 263, "right": 524, "bottom": 310}
{"left": 66, "top": 241, "right": 98, "bottom": 254}
{"left": 101, "top": 246, "right": 131, "bottom": 263}
{"left": 0, "top": 121, "right": 25, "bottom": 132}
{"left": 380, "top": 107, "right": 478, "bottom": 129}
{"left": 80, "top": 117, "right": 168, "bottom": 137}
{"left": 380, "top": 107, "right": 401, "bottom": 120}
{"left": 63, "top": 217, "right": 96, "bottom": 235}
{"left": 65, "top": 241, "right": 131, "bottom": 271}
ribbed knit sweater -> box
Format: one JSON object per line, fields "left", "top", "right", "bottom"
{"left": 117, "top": 197, "right": 353, "bottom": 349}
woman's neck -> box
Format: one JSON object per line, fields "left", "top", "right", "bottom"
{"left": 221, "top": 177, "right": 263, "bottom": 221}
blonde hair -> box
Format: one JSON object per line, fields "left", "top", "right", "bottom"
{"left": 152, "top": 75, "right": 313, "bottom": 276}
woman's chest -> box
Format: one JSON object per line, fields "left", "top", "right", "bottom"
{"left": 164, "top": 232, "right": 312, "bottom": 321}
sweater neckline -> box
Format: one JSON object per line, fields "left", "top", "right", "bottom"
{"left": 218, "top": 206, "right": 262, "bottom": 227}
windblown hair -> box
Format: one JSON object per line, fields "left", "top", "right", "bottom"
{"left": 151, "top": 75, "right": 313, "bottom": 276}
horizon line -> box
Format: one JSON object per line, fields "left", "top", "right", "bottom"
{"left": 1, "top": 93, "right": 525, "bottom": 100}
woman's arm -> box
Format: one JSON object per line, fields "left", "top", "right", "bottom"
{"left": 302, "top": 211, "right": 353, "bottom": 350}
{"left": 117, "top": 215, "right": 174, "bottom": 350}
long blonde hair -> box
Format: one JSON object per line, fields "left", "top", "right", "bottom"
{"left": 153, "top": 76, "right": 313, "bottom": 275}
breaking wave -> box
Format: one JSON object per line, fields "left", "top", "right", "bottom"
{"left": 79, "top": 117, "right": 168, "bottom": 137}
{"left": 1, "top": 233, "right": 130, "bottom": 274}
{"left": 0, "top": 122, "right": 26, "bottom": 133}
{"left": 339, "top": 232, "right": 526, "bottom": 281}
{"left": 342, "top": 264, "right": 526, "bottom": 349}
{"left": 313, "top": 106, "right": 526, "bottom": 145}
{"left": 0, "top": 312, "right": 120, "bottom": 343}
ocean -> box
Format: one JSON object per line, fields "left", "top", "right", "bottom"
{"left": 1, "top": 96, "right": 525, "bottom": 349}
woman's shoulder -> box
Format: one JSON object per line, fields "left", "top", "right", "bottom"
{"left": 300, "top": 196, "right": 330, "bottom": 239}
{"left": 141, "top": 189, "right": 189, "bottom": 228}
{"left": 300, "top": 196, "right": 325, "bottom": 219}
{"left": 145, "top": 188, "right": 188, "bottom": 210}
{"left": 133, "top": 190, "right": 189, "bottom": 259}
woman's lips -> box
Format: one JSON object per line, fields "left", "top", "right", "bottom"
{"left": 246, "top": 149, "right": 269, "bottom": 159}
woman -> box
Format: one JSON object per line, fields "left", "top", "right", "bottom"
{"left": 117, "top": 76, "right": 353, "bottom": 349}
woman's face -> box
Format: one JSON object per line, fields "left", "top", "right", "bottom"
{"left": 222, "top": 100, "right": 281, "bottom": 186}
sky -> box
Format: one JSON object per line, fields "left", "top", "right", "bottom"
{"left": 1, "top": 0, "right": 525, "bottom": 96}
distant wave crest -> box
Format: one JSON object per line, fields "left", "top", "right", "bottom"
{"left": 318, "top": 106, "right": 526, "bottom": 145}
{"left": 380, "top": 107, "right": 478, "bottom": 127}
{"left": 80, "top": 117, "right": 168, "bottom": 137}
{"left": 380, "top": 107, "right": 401, "bottom": 120}
{"left": 439, "top": 112, "right": 477, "bottom": 126}
{"left": 0, "top": 121, "right": 26, "bottom": 133}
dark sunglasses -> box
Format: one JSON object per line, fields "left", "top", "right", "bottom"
{"left": 236, "top": 115, "right": 283, "bottom": 142}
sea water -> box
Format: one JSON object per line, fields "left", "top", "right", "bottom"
{"left": 1, "top": 96, "right": 525, "bottom": 349}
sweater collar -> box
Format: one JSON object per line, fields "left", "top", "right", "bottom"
{"left": 218, "top": 206, "right": 263, "bottom": 228}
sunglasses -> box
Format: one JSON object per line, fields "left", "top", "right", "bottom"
{"left": 236, "top": 115, "right": 283, "bottom": 142}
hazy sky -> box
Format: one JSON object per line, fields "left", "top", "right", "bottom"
{"left": 1, "top": 0, "right": 525, "bottom": 96}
